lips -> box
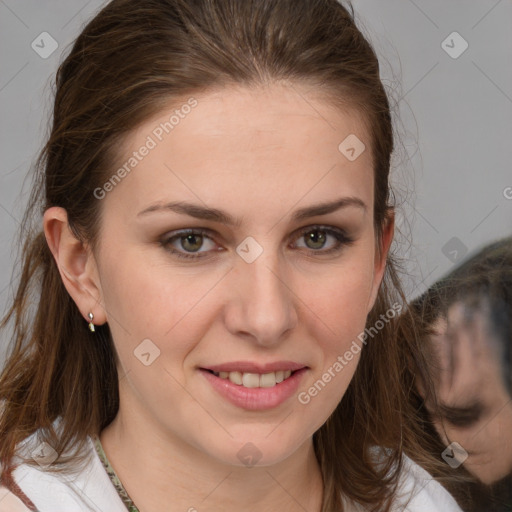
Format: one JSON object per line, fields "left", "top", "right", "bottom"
{"left": 203, "top": 361, "right": 306, "bottom": 374}
{"left": 199, "top": 361, "right": 308, "bottom": 409}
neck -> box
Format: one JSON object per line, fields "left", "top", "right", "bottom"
{"left": 100, "top": 399, "right": 324, "bottom": 512}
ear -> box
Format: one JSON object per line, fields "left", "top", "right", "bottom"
{"left": 366, "top": 208, "right": 395, "bottom": 314}
{"left": 43, "top": 207, "right": 106, "bottom": 327}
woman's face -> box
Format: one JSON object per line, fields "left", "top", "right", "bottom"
{"left": 91, "top": 82, "right": 392, "bottom": 467}
{"left": 428, "top": 303, "right": 512, "bottom": 484}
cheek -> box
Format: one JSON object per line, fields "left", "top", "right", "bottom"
{"left": 307, "top": 254, "right": 376, "bottom": 348}
{"left": 295, "top": 254, "right": 376, "bottom": 408}
{"left": 99, "top": 248, "right": 227, "bottom": 337}
{"left": 477, "top": 407, "right": 512, "bottom": 472}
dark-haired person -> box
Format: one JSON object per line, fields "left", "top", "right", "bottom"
{"left": 411, "top": 237, "right": 512, "bottom": 511}
{"left": 0, "top": 1, "right": 464, "bottom": 510}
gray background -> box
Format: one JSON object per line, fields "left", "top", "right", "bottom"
{"left": 1, "top": 0, "right": 511, "bottom": 361}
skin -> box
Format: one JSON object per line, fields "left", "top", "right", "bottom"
{"left": 428, "top": 302, "right": 512, "bottom": 485}
{"left": 43, "top": 82, "right": 394, "bottom": 512}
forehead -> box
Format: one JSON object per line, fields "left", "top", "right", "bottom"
{"left": 106, "top": 82, "right": 374, "bottom": 220}
{"left": 431, "top": 304, "right": 503, "bottom": 396}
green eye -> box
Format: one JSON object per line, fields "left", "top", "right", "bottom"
{"left": 180, "top": 233, "right": 204, "bottom": 252}
{"left": 294, "top": 226, "right": 353, "bottom": 254}
{"left": 304, "top": 230, "right": 327, "bottom": 250}
{"left": 161, "top": 229, "right": 217, "bottom": 259}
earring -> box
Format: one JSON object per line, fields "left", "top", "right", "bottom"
{"left": 88, "top": 312, "right": 95, "bottom": 332}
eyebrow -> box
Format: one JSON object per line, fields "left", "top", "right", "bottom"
{"left": 136, "top": 197, "right": 366, "bottom": 226}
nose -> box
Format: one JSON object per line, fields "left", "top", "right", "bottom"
{"left": 224, "top": 245, "right": 298, "bottom": 347}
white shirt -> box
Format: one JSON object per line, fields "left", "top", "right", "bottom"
{"left": 0, "top": 431, "right": 463, "bottom": 512}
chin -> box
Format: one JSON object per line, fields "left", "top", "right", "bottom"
{"left": 206, "top": 432, "right": 307, "bottom": 469}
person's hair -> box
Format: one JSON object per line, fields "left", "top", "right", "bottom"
{"left": 408, "top": 237, "right": 512, "bottom": 509}
{"left": 0, "top": 0, "right": 461, "bottom": 510}
{"left": 411, "top": 236, "right": 512, "bottom": 396}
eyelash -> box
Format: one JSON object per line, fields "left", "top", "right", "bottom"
{"left": 159, "top": 225, "right": 354, "bottom": 261}
{"left": 443, "top": 408, "right": 483, "bottom": 428}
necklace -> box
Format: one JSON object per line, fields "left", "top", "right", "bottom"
{"left": 93, "top": 436, "right": 140, "bottom": 512}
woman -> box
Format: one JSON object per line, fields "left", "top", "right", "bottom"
{"left": 0, "top": 0, "right": 464, "bottom": 510}
{"left": 411, "top": 237, "right": 512, "bottom": 511}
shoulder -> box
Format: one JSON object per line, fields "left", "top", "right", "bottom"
{"left": 0, "top": 486, "right": 33, "bottom": 512}
{"left": 3, "top": 426, "right": 127, "bottom": 512}
{"left": 392, "top": 453, "right": 463, "bottom": 511}
{"left": 340, "top": 448, "right": 464, "bottom": 512}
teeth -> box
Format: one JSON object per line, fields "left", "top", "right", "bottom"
{"left": 242, "top": 373, "right": 260, "bottom": 388}
{"left": 213, "top": 370, "right": 293, "bottom": 388}
{"left": 229, "top": 371, "right": 243, "bottom": 385}
{"left": 260, "top": 372, "right": 276, "bottom": 387}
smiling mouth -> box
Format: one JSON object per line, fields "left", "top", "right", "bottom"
{"left": 204, "top": 369, "right": 297, "bottom": 388}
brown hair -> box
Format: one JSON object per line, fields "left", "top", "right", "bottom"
{"left": 411, "top": 236, "right": 512, "bottom": 396}
{"left": 407, "top": 237, "right": 512, "bottom": 508}
{"left": 0, "top": 0, "right": 461, "bottom": 510}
